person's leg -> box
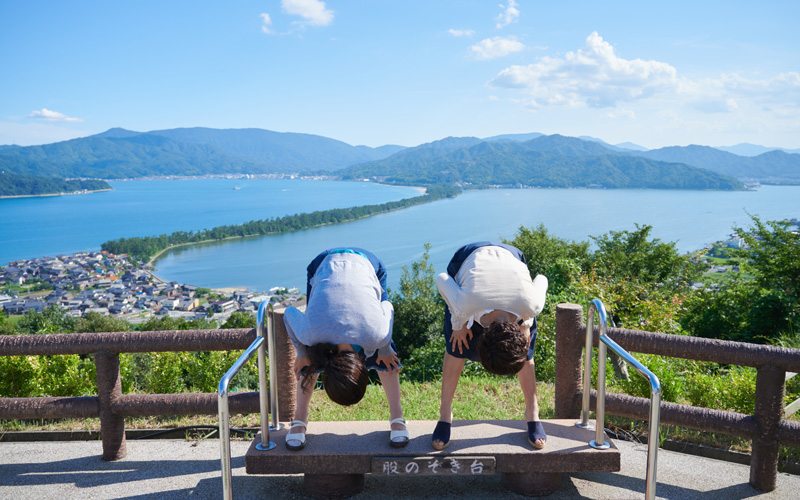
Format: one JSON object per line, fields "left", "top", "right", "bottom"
{"left": 287, "top": 373, "right": 318, "bottom": 447}
{"left": 377, "top": 369, "right": 404, "bottom": 427}
{"left": 517, "top": 358, "right": 546, "bottom": 448}
{"left": 432, "top": 352, "right": 466, "bottom": 449}
{"left": 439, "top": 352, "right": 466, "bottom": 422}
{"left": 377, "top": 368, "right": 408, "bottom": 446}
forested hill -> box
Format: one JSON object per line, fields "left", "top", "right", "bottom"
{"left": 339, "top": 135, "right": 745, "bottom": 190}
{"left": 2, "top": 127, "right": 795, "bottom": 185}
{"left": 0, "top": 127, "right": 406, "bottom": 179}
{"left": 638, "top": 146, "right": 800, "bottom": 183}
{"left": 0, "top": 172, "right": 111, "bottom": 197}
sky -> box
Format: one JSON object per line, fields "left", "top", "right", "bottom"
{"left": 1, "top": 1, "right": 798, "bottom": 150}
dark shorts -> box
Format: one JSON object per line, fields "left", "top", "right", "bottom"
{"left": 444, "top": 310, "right": 538, "bottom": 363}
{"left": 442, "top": 241, "right": 537, "bottom": 363}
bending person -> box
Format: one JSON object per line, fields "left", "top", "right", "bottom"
{"left": 283, "top": 247, "right": 408, "bottom": 451}
{"left": 432, "top": 242, "right": 548, "bottom": 450}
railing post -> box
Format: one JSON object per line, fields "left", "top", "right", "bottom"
{"left": 256, "top": 302, "right": 273, "bottom": 445}
{"left": 555, "top": 303, "right": 585, "bottom": 419}
{"left": 95, "top": 349, "right": 126, "bottom": 461}
{"left": 271, "top": 308, "right": 298, "bottom": 422}
{"left": 219, "top": 335, "right": 272, "bottom": 500}
{"left": 750, "top": 364, "right": 785, "bottom": 491}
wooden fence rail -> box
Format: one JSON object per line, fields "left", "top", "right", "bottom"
{"left": 554, "top": 303, "right": 800, "bottom": 492}
{"left": 0, "top": 313, "right": 297, "bottom": 461}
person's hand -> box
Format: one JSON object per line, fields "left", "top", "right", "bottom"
{"left": 450, "top": 325, "right": 473, "bottom": 355}
{"left": 377, "top": 352, "right": 400, "bottom": 372}
{"left": 294, "top": 357, "right": 310, "bottom": 380}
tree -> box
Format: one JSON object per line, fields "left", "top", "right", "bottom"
{"left": 682, "top": 216, "right": 800, "bottom": 343}
{"left": 505, "top": 224, "right": 591, "bottom": 297}
{"left": 75, "top": 312, "right": 130, "bottom": 333}
{"left": 389, "top": 243, "right": 445, "bottom": 359}
{"left": 0, "top": 310, "right": 16, "bottom": 335}
{"left": 590, "top": 223, "right": 704, "bottom": 290}
{"left": 17, "top": 305, "right": 76, "bottom": 335}
{"left": 222, "top": 311, "right": 256, "bottom": 329}
{"left": 733, "top": 216, "right": 800, "bottom": 303}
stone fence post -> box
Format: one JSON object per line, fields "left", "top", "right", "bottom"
{"left": 555, "top": 303, "right": 585, "bottom": 420}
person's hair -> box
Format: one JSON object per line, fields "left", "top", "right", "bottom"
{"left": 301, "top": 343, "right": 369, "bottom": 406}
{"left": 476, "top": 321, "right": 529, "bottom": 375}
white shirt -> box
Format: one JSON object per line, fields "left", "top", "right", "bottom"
{"left": 436, "top": 246, "right": 548, "bottom": 331}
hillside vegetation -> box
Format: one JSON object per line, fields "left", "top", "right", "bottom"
{"left": 0, "top": 172, "right": 111, "bottom": 197}
{"left": 3, "top": 127, "right": 796, "bottom": 185}
{"left": 339, "top": 135, "right": 745, "bottom": 190}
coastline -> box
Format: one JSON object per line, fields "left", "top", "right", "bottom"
{"left": 0, "top": 188, "right": 113, "bottom": 200}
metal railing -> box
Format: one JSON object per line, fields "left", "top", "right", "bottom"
{"left": 576, "top": 299, "right": 662, "bottom": 500}
{"left": 218, "top": 301, "right": 281, "bottom": 500}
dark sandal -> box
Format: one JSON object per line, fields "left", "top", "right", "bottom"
{"left": 527, "top": 421, "right": 547, "bottom": 449}
{"left": 431, "top": 421, "right": 451, "bottom": 450}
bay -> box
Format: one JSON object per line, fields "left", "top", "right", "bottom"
{"left": 0, "top": 178, "right": 420, "bottom": 267}
{"left": 152, "top": 185, "right": 800, "bottom": 292}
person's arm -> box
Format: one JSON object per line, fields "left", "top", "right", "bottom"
{"left": 283, "top": 306, "right": 309, "bottom": 359}
{"left": 530, "top": 274, "right": 549, "bottom": 315}
{"left": 376, "top": 301, "right": 395, "bottom": 357}
{"left": 436, "top": 272, "right": 468, "bottom": 331}
{"left": 375, "top": 301, "right": 400, "bottom": 370}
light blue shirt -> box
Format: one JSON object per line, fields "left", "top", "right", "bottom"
{"left": 284, "top": 252, "right": 394, "bottom": 359}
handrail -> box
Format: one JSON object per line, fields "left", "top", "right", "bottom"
{"left": 576, "top": 299, "right": 662, "bottom": 500}
{"left": 218, "top": 301, "right": 279, "bottom": 500}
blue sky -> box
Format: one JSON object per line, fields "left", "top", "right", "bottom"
{"left": 1, "top": 1, "right": 798, "bottom": 150}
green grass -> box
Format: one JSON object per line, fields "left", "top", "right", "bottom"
{"left": 305, "top": 377, "right": 555, "bottom": 423}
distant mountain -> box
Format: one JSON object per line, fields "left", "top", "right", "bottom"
{"left": 524, "top": 134, "right": 620, "bottom": 156}
{"left": 0, "top": 127, "right": 405, "bottom": 179}
{"left": 615, "top": 142, "right": 648, "bottom": 152}
{"left": 635, "top": 145, "right": 800, "bottom": 183}
{"left": 146, "top": 127, "right": 403, "bottom": 170}
{"left": 339, "top": 136, "right": 744, "bottom": 190}
{"left": 0, "top": 133, "right": 273, "bottom": 179}
{"left": 716, "top": 143, "right": 800, "bottom": 157}
{"left": 2, "top": 126, "right": 795, "bottom": 185}
{"left": 483, "top": 132, "right": 544, "bottom": 142}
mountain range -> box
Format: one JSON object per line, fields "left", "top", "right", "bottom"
{"left": 337, "top": 135, "right": 745, "bottom": 190}
{"left": 1, "top": 127, "right": 798, "bottom": 190}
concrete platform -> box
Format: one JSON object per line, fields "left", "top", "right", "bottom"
{"left": 2, "top": 435, "right": 799, "bottom": 499}
{"left": 246, "top": 419, "right": 620, "bottom": 497}
{"left": 246, "top": 419, "right": 620, "bottom": 475}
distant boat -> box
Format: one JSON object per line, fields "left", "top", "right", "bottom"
{"left": 233, "top": 186, "right": 240, "bottom": 190}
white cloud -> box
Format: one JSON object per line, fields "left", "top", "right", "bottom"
{"left": 470, "top": 36, "right": 524, "bottom": 60}
{"left": 260, "top": 13, "right": 274, "bottom": 34}
{"left": 28, "top": 108, "right": 83, "bottom": 123}
{"left": 496, "top": 0, "right": 520, "bottom": 29}
{"left": 488, "top": 32, "right": 800, "bottom": 118}
{"left": 489, "top": 32, "right": 678, "bottom": 107}
{"left": 281, "top": 0, "right": 334, "bottom": 27}
{"left": 448, "top": 29, "right": 474, "bottom": 38}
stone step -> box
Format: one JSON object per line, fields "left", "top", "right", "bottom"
{"left": 245, "top": 419, "right": 620, "bottom": 475}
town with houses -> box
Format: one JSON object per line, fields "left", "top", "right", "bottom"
{"left": 2, "top": 218, "right": 798, "bottom": 323}
{"left": 0, "top": 251, "right": 304, "bottom": 324}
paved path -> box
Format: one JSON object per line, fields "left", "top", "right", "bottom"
{"left": 1, "top": 437, "right": 799, "bottom": 499}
